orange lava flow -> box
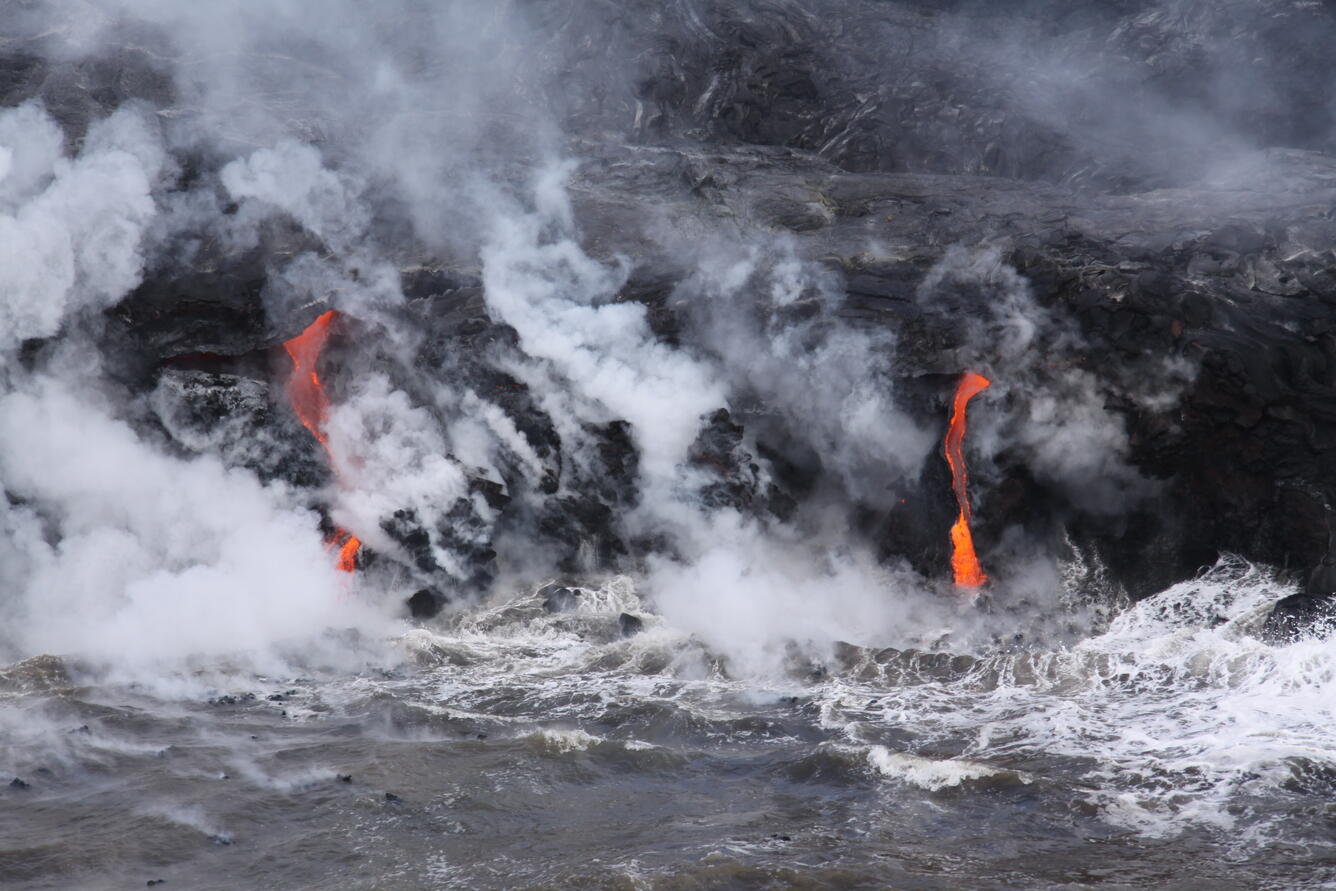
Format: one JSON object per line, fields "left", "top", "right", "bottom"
{"left": 284, "top": 310, "right": 361, "bottom": 573}
{"left": 284, "top": 310, "right": 338, "bottom": 449}
{"left": 944, "top": 372, "right": 991, "bottom": 588}
{"left": 336, "top": 534, "right": 361, "bottom": 573}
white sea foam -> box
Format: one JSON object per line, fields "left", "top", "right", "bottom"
{"left": 865, "top": 746, "right": 1021, "bottom": 791}
{"left": 529, "top": 728, "right": 603, "bottom": 753}
{"left": 822, "top": 558, "right": 1336, "bottom": 840}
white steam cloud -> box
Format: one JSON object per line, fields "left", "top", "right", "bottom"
{"left": 481, "top": 167, "right": 728, "bottom": 484}
{"left": 0, "top": 376, "right": 394, "bottom": 676}
{"left": 0, "top": 103, "right": 163, "bottom": 350}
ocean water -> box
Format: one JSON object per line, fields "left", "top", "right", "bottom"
{"left": 2, "top": 558, "right": 1333, "bottom": 890}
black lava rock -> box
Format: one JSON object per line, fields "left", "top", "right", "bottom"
{"left": 406, "top": 588, "right": 449, "bottom": 620}
{"left": 618, "top": 613, "right": 645, "bottom": 637}
{"left": 540, "top": 584, "right": 580, "bottom": 614}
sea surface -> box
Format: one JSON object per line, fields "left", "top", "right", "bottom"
{"left": 2, "top": 559, "right": 1334, "bottom": 890}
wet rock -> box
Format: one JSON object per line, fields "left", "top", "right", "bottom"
{"left": 540, "top": 584, "right": 580, "bottom": 614}
{"left": 617, "top": 612, "right": 645, "bottom": 637}
{"left": 9, "top": 778, "right": 29, "bottom": 790}
{"left": 453, "top": 366, "right": 563, "bottom": 495}
{"left": 535, "top": 497, "right": 627, "bottom": 574}
{"left": 1279, "top": 756, "right": 1336, "bottom": 796}
{"left": 1264, "top": 591, "right": 1336, "bottom": 641}
{"left": 0, "top": 654, "right": 71, "bottom": 693}
{"left": 688, "top": 409, "right": 793, "bottom": 522}
{"left": 379, "top": 498, "right": 500, "bottom": 596}
{"left": 1306, "top": 546, "right": 1336, "bottom": 599}
{"left": 515, "top": 419, "right": 641, "bottom": 573}
{"left": 382, "top": 509, "right": 439, "bottom": 576}
{"left": 435, "top": 497, "right": 501, "bottom": 590}
{"left": 406, "top": 588, "right": 448, "bottom": 620}
{"left": 150, "top": 369, "right": 327, "bottom": 488}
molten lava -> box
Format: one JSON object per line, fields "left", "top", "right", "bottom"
{"left": 284, "top": 310, "right": 361, "bottom": 573}
{"left": 284, "top": 310, "right": 338, "bottom": 449}
{"left": 328, "top": 530, "right": 361, "bottom": 573}
{"left": 337, "top": 536, "right": 361, "bottom": 573}
{"left": 944, "top": 372, "right": 991, "bottom": 588}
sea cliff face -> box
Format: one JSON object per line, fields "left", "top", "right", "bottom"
{"left": 4, "top": 0, "right": 1336, "bottom": 626}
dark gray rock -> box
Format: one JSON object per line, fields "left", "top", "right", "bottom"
{"left": 688, "top": 409, "right": 793, "bottom": 522}
{"left": 109, "top": 214, "right": 325, "bottom": 361}
{"left": 406, "top": 588, "right": 448, "bottom": 620}
{"left": 150, "top": 369, "right": 329, "bottom": 488}
{"left": 540, "top": 584, "right": 581, "bottom": 614}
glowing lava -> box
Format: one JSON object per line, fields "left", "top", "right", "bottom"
{"left": 337, "top": 535, "right": 361, "bottom": 572}
{"left": 944, "top": 372, "right": 991, "bottom": 588}
{"left": 284, "top": 310, "right": 360, "bottom": 573}
{"left": 284, "top": 310, "right": 338, "bottom": 449}
{"left": 327, "top": 529, "right": 362, "bottom": 573}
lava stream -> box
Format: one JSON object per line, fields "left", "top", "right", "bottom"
{"left": 284, "top": 310, "right": 338, "bottom": 449}
{"left": 326, "top": 529, "right": 362, "bottom": 573}
{"left": 944, "top": 372, "right": 991, "bottom": 588}
{"left": 284, "top": 310, "right": 360, "bottom": 573}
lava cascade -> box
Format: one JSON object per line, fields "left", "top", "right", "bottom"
{"left": 328, "top": 529, "right": 362, "bottom": 573}
{"left": 943, "top": 372, "right": 991, "bottom": 588}
{"left": 284, "top": 310, "right": 338, "bottom": 447}
{"left": 284, "top": 310, "right": 360, "bottom": 572}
